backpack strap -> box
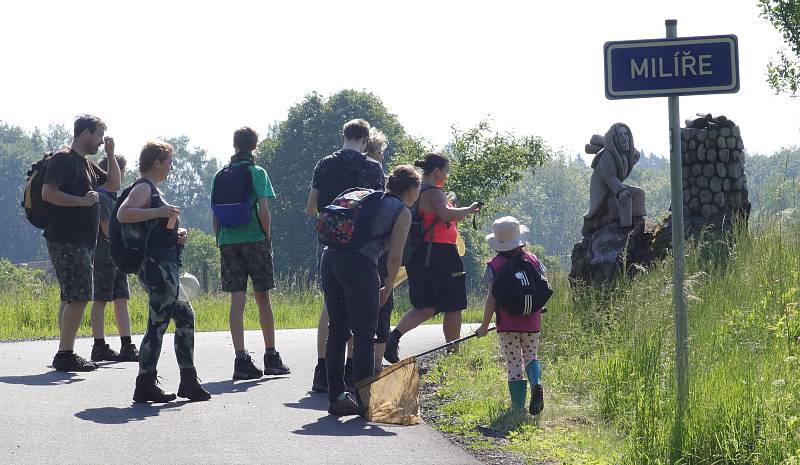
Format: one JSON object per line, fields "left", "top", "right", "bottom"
{"left": 418, "top": 185, "right": 443, "bottom": 267}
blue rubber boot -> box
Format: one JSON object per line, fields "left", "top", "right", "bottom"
{"left": 508, "top": 380, "right": 528, "bottom": 412}
{"left": 526, "top": 360, "right": 543, "bottom": 415}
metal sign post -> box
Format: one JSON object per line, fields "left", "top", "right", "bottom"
{"left": 603, "top": 19, "right": 739, "bottom": 450}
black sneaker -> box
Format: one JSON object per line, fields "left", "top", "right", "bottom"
{"left": 263, "top": 351, "right": 290, "bottom": 376}
{"left": 177, "top": 368, "right": 211, "bottom": 402}
{"left": 53, "top": 353, "right": 98, "bottom": 372}
{"left": 384, "top": 332, "right": 400, "bottom": 364}
{"left": 91, "top": 343, "right": 119, "bottom": 362}
{"left": 117, "top": 344, "right": 140, "bottom": 362}
{"left": 328, "top": 393, "right": 367, "bottom": 417}
{"left": 530, "top": 384, "right": 544, "bottom": 415}
{"left": 233, "top": 354, "right": 263, "bottom": 380}
{"left": 312, "top": 363, "right": 328, "bottom": 393}
{"left": 133, "top": 373, "right": 176, "bottom": 403}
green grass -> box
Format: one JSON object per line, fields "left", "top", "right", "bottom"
{"left": 422, "top": 221, "right": 800, "bottom": 464}
{"left": 0, "top": 275, "right": 485, "bottom": 341}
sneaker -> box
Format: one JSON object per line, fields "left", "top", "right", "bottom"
{"left": 530, "top": 384, "right": 544, "bottom": 415}
{"left": 384, "top": 332, "right": 400, "bottom": 364}
{"left": 177, "top": 368, "right": 211, "bottom": 402}
{"left": 117, "top": 344, "right": 140, "bottom": 362}
{"left": 133, "top": 372, "right": 176, "bottom": 403}
{"left": 53, "top": 353, "right": 97, "bottom": 372}
{"left": 263, "top": 351, "right": 290, "bottom": 376}
{"left": 312, "top": 363, "right": 328, "bottom": 393}
{"left": 91, "top": 343, "right": 119, "bottom": 362}
{"left": 328, "top": 393, "right": 367, "bottom": 417}
{"left": 233, "top": 354, "right": 263, "bottom": 380}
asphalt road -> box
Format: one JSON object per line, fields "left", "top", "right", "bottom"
{"left": 0, "top": 325, "right": 481, "bottom": 465}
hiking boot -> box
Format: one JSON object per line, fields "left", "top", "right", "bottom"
{"left": 91, "top": 343, "right": 119, "bottom": 362}
{"left": 53, "top": 352, "right": 98, "bottom": 372}
{"left": 384, "top": 332, "right": 400, "bottom": 364}
{"left": 328, "top": 393, "right": 367, "bottom": 417}
{"left": 177, "top": 368, "right": 211, "bottom": 402}
{"left": 312, "top": 363, "right": 328, "bottom": 393}
{"left": 233, "top": 354, "right": 263, "bottom": 380}
{"left": 117, "top": 344, "right": 140, "bottom": 362}
{"left": 263, "top": 351, "right": 290, "bottom": 376}
{"left": 133, "top": 372, "right": 176, "bottom": 403}
{"left": 530, "top": 384, "right": 544, "bottom": 415}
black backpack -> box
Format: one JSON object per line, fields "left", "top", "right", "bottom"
{"left": 21, "top": 151, "right": 55, "bottom": 229}
{"left": 401, "top": 185, "right": 440, "bottom": 266}
{"left": 491, "top": 253, "right": 552, "bottom": 315}
{"left": 211, "top": 161, "right": 255, "bottom": 228}
{"left": 316, "top": 152, "right": 364, "bottom": 212}
{"left": 315, "top": 188, "right": 390, "bottom": 251}
{"left": 109, "top": 179, "right": 159, "bottom": 274}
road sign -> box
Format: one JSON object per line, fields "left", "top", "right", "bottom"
{"left": 604, "top": 34, "right": 739, "bottom": 99}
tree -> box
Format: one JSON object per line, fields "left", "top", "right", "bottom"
{"left": 160, "top": 136, "right": 219, "bottom": 234}
{"left": 256, "top": 90, "right": 424, "bottom": 276}
{"left": 760, "top": 0, "right": 800, "bottom": 95}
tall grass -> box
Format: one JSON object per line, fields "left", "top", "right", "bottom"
{"left": 424, "top": 220, "right": 800, "bottom": 464}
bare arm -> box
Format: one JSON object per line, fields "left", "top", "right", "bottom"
{"left": 380, "top": 208, "right": 411, "bottom": 305}
{"left": 257, "top": 198, "right": 271, "bottom": 238}
{"left": 425, "top": 189, "right": 479, "bottom": 222}
{"left": 99, "top": 219, "right": 110, "bottom": 238}
{"left": 41, "top": 184, "right": 96, "bottom": 207}
{"left": 477, "top": 286, "right": 496, "bottom": 336}
{"left": 103, "top": 138, "right": 121, "bottom": 191}
{"left": 306, "top": 189, "right": 319, "bottom": 217}
{"left": 117, "top": 183, "right": 177, "bottom": 223}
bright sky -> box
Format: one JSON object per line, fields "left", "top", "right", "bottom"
{"left": 1, "top": 0, "right": 797, "bottom": 163}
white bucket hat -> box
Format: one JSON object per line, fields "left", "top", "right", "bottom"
{"left": 486, "top": 216, "right": 529, "bottom": 252}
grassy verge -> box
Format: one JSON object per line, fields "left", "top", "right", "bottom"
{"left": 0, "top": 279, "right": 485, "bottom": 341}
{"left": 423, "top": 221, "right": 800, "bottom": 464}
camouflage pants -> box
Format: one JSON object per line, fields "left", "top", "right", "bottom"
{"left": 46, "top": 240, "right": 94, "bottom": 303}
{"left": 137, "top": 256, "right": 195, "bottom": 375}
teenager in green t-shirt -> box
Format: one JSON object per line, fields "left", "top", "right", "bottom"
{"left": 213, "top": 127, "right": 290, "bottom": 379}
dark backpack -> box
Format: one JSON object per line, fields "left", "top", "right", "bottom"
{"left": 21, "top": 151, "right": 55, "bottom": 229}
{"left": 316, "top": 188, "right": 389, "bottom": 251}
{"left": 109, "top": 179, "right": 159, "bottom": 274}
{"left": 491, "top": 253, "right": 552, "bottom": 316}
{"left": 316, "top": 153, "right": 363, "bottom": 212}
{"left": 211, "top": 161, "right": 254, "bottom": 228}
{"left": 401, "top": 185, "right": 440, "bottom": 266}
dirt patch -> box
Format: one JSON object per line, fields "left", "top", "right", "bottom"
{"left": 417, "top": 354, "right": 529, "bottom": 465}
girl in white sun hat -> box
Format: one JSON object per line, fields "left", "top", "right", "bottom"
{"left": 477, "top": 216, "right": 545, "bottom": 415}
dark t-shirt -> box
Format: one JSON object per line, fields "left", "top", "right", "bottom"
{"left": 94, "top": 188, "right": 117, "bottom": 259}
{"left": 310, "top": 149, "right": 385, "bottom": 210}
{"left": 43, "top": 149, "right": 107, "bottom": 248}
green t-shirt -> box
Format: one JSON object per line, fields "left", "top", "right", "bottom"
{"left": 214, "top": 161, "right": 276, "bottom": 246}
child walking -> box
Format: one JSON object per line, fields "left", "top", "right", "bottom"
{"left": 476, "top": 216, "right": 544, "bottom": 415}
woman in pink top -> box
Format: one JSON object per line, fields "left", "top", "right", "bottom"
{"left": 477, "top": 216, "right": 544, "bottom": 416}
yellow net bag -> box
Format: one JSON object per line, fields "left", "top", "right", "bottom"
{"left": 355, "top": 356, "right": 420, "bottom": 425}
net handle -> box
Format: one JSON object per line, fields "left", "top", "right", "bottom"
{"left": 412, "top": 326, "right": 496, "bottom": 359}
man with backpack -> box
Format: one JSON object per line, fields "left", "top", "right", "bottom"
{"left": 212, "top": 127, "right": 290, "bottom": 379}
{"left": 41, "top": 114, "right": 121, "bottom": 372}
{"left": 306, "top": 118, "right": 385, "bottom": 392}
{"left": 89, "top": 155, "right": 139, "bottom": 363}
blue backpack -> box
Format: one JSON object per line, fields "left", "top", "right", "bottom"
{"left": 211, "top": 161, "right": 255, "bottom": 228}
{"left": 315, "top": 188, "right": 390, "bottom": 251}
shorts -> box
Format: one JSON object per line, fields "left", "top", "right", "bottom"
{"left": 407, "top": 243, "right": 467, "bottom": 313}
{"left": 316, "top": 240, "right": 325, "bottom": 285}
{"left": 46, "top": 239, "right": 94, "bottom": 303}
{"left": 93, "top": 257, "right": 130, "bottom": 301}
{"left": 220, "top": 239, "right": 275, "bottom": 292}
